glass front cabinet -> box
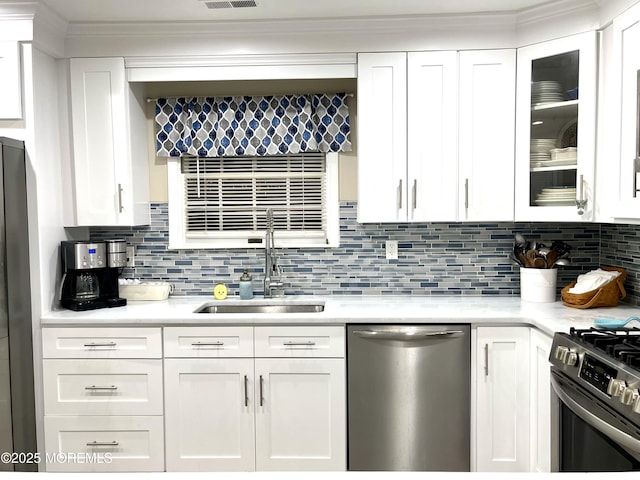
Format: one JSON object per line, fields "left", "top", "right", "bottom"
{"left": 515, "top": 32, "right": 597, "bottom": 221}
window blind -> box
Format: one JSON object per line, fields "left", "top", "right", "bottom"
{"left": 181, "top": 153, "right": 327, "bottom": 240}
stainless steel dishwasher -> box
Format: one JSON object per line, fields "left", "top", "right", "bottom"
{"left": 347, "top": 324, "right": 471, "bottom": 471}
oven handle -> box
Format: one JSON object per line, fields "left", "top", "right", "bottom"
{"left": 550, "top": 374, "right": 640, "bottom": 455}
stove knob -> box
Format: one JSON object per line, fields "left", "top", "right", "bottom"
{"left": 620, "top": 388, "right": 639, "bottom": 406}
{"left": 633, "top": 395, "right": 640, "bottom": 415}
{"left": 565, "top": 351, "right": 579, "bottom": 366}
{"left": 555, "top": 346, "right": 569, "bottom": 361}
{"left": 607, "top": 379, "right": 627, "bottom": 397}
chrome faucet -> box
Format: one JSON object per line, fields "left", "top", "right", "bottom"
{"left": 264, "top": 208, "right": 284, "bottom": 297}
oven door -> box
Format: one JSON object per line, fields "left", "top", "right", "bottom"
{"left": 551, "top": 368, "right": 640, "bottom": 472}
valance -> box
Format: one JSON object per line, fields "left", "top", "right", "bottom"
{"left": 155, "top": 93, "right": 351, "bottom": 157}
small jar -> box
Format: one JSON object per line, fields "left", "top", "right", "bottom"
{"left": 239, "top": 269, "right": 253, "bottom": 300}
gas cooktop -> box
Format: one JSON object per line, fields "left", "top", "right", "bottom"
{"left": 568, "top": 327, "right": 640, "bottom": 369}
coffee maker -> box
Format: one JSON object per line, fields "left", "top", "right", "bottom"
{"left": 60, "top": 240, "right": 127, "bottom": 311}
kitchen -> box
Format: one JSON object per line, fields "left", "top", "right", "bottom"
{"left": 1, "top": 0, "right": 640, "bottom": 475}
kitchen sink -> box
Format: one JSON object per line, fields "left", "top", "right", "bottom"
{"left": 194, "top": 301, "right": 325, "bottom": 314}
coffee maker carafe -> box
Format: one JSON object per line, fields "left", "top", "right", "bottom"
{"left": 60, "top": 240, "right": 127, "bottom": 311}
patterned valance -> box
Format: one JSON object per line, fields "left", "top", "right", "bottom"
{"left": 155, "top": 93, "right": 352, "bottom": 157}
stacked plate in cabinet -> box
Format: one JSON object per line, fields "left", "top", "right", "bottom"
{"left": 534, "top": 186, "right": 576, "bottom": 206}
{"left": 531, "top": 81, "right": 565, "bottom": 104}
{"left": 530, "top": 138, "right": 556, "bottom": 167}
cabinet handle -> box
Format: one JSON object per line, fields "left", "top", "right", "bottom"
{"left": 86, "top": 441, "right": 119, "bottom": 447}
{"left": 117, "top": 183, "right": 124, "bottom": 213}
{"left": 244, "top": 375, "right": 248, "bottom": 407}
{"left": 576, "top": 174, "right": 586, "bottom": 215}
{"left": 283, "top": 341, "right": 316, "bottom": 347}
{"left": 464, "top": 178, "right": 469, "bottom": 211}
{"left": 259, "top": 375, "right": 264, "bottom": 407}
{"left": 484, "top": 343, "right": 489, "bottom": 377}
{"left": 84, "top": 342, "right": 117, "bottom": 348}
{"left": 397, "top": 179, "right": 403, "bottom": 210}
{"left": 191, "top": 341, "right": 224, "bottom": 347}
{"left": 412, "top": 179, "right": 417, "bottom": 211}
{"left": 85, "top": 385, "right": 118, "bottom": 391}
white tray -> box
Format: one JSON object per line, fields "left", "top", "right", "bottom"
{"left": 120, "top": 282, "right": 172, "bottom": 301}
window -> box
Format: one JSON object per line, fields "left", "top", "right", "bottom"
{"left": 168, "top": 152, "right": 339, "bottom": 249}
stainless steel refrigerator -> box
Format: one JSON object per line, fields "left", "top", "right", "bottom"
{"left": 0, "top": 137, "right": 37, "bottom": 471}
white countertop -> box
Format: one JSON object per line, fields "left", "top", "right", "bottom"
{"left": 40, "top": 295, "right": 640, "bottom": 336}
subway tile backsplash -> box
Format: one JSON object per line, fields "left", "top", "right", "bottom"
{"left": 90, "top": 202, "right": 615, "bottom": 300}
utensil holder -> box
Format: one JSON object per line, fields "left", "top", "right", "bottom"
{"left": 520, "top": 267, "right": 557, "bottom": 303}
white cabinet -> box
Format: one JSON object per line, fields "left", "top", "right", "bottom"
{"left": 606, "top": 3, "right": 640, "bottom": 219}
{"left": 42, "top": 327, "right": 164, "bottom": 472}
{"left": 164, "top": 326, "right": 346, "bottom": 472}
{"left": 515, "top": 32, "right": 598, "bottom": 221}
{"left": 357, "top": 52, "right": 407, "bottom": 222}
{"left": 255, "top": 357, "right": 345, "bottom": 471}
{"left": 68, "top": 57, "right": 149, "bottom": 226}
{"left": 0, "top": 41, "right": 22, "bottom": 119}
{"left": 164, "top": 357, "right": 256, "bottom": 471}
{"left": 458, "top": 50, "right": 516, "bottom": 221}
{"left": 475, "top": 327, "right": 530, "bottom": 472}
{"left": 357, "top": 49, "right": 515, "bottom": 223}
{"left": 529, "top": 328, "right": 552, "bottom": 473}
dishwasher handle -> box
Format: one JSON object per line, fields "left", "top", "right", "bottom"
{"left": 352, "top": 329, "right": 465, "bottom": 341}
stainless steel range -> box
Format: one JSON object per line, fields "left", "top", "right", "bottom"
{"left": 550, "top": 327, "right": 640, "bottom": 471}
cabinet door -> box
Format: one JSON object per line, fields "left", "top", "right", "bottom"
{"left": 164, "top": 358, "right": 255, "bottom": 471}
{"left": 255, "top": 358, "right": 345, "bottom": 471}
{"left": 357, "top": 52, "right": 407, "bottom": 222}
{"left": 515, "top": 32, "right": 597, "bottom": 221}
{"left": 530, "top": 329, "right": 552, "bottom": 473}
{"left": 459, "top": 50, "right": 516, "bottom": 221}
{"left": 407, "top": 51, "right": 458, "bottom": 221}
{"left": 69, "top": 57, "right": 149, "bottom": 226}
{"left": 476, "top": 327, "right": 530, "bottom": 472}
{"left": 0, "top": 41, "right": 22, "bottom": 119}
{"left": 613, "top": 4, "right": 640, "bottom": 218}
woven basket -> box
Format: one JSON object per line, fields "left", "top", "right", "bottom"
{"left": 561, "top": 266, "right": 627, "bottom": 309}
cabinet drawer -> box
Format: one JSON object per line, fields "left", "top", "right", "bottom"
{"left": 43, "top": 359, "right": 163, "bottom": 415}
{"left": 254, "top": 326, "right": 344, "bottom": 358}
{"left": 164, "top": 327, "right": 254, "bottom": 358}
{"left": 42, "top": 328, "right": 162, "bottom": 359}
{"left": 44, "top": 415, "right": 164, "bottom": 472}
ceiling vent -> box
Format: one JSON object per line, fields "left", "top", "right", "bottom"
{"left": 204, "top": 1, "right": 258, "bottom": 9}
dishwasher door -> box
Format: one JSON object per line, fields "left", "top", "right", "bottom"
{"left": 347, "top": 324, "right": 470, "bottom": 471}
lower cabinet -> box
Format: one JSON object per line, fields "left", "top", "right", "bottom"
{"left": 163, "top": 326, "right": 346, "bottom": 472}
{"left": 529, "top": 328, "right": 553, "bottom": 473}
{"left": 42, "top": 327, "right": 164, "bottom": 472}
{"left": 475, "top": 326, "right": 531, "bottom": 472}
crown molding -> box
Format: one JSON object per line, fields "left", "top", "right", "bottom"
{"left": 516, "top": 0, "right": 599, "bottom": 29}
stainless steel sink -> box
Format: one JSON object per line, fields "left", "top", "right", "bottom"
{"left": 194, "top": 302, "right": 325, "bottom": 314}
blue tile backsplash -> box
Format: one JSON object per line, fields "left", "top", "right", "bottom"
{"left": 89, "top": 202, "right": 627, "bottom": 301}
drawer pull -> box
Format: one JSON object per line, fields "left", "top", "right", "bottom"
{"left": 191, "top": 341, "right": 224, "bottom": 347}
{"left": 86, "top": 441, "right": 119, "bottom": 447}
{"left": 283, "top": 341, "right": 316, "bottom": 347}
{"left": 85, "top": 385, "right": 118, "bottom": 391}
{"left": 84, "top": 342, "right": 117, "bottom": 348}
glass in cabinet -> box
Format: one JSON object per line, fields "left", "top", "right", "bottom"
{"left": 515, "top": 32, "right": 597, "bottom": 221}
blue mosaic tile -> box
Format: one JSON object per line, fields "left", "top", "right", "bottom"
{"left": 88, "top": 202, "right": 639, "bottom": 304}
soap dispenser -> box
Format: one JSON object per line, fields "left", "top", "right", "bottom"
{"left": 239, "top": 269, "right": 253, "bottom": 300}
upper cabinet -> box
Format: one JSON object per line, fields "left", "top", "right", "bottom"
{"left": 607, "top": 2, "right": 640, "bottom": 219}
{"left": 357, "top": 49, "right": 516, "bottom": 223}
{"left": 515, "top": 32, "right": 598, "bottom": 222}
{"left": 0, "top": 41, "right": 22, "bottom": 119}
{"left": 67, "top": 57, "right": 149, "bottom": 227}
